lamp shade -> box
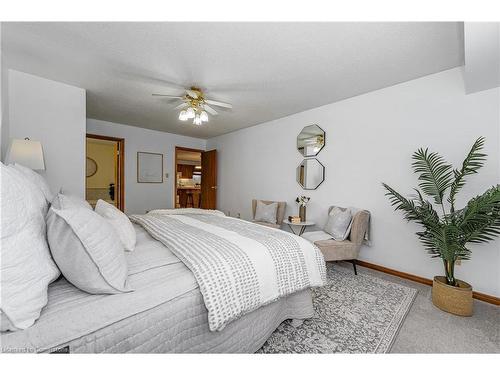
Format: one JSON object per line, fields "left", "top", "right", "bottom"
{"left": 6, "top": 138, "right": 45, "bottom": 170}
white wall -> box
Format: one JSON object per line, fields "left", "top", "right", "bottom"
{"left": 6, "top": 70, "right": 86, "bottom": 196}
{"left": 1, "top": 24, "right": 9, "bottom": 159}
{"left": 207, "top": 68, "right": 500, "bottom": 296}
{"left": 87, "top": 119, "right": 206, "bottom": 214}
{"left": 464, "top": 22, "right": 500, "bottom": 94}
{"left": 0, "top": 67, "right": 7, "bottom": 160}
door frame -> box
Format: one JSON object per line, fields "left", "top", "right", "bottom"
{"left": 174, "top": 146, "right": 204, "bottom": 209}
{"left": 86, "top": 133, "right": 125, "bottom": 211}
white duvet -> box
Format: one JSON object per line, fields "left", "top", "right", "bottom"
{"left": 131, "top": 209, "right": 326, "bottom": 331}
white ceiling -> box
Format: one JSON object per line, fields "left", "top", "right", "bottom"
{"left": 1, "top": 22, "right": 464, "bottom": 139}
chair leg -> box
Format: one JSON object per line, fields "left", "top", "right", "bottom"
{"left": 351, "top": 260, "right": 358, "bottom": 275}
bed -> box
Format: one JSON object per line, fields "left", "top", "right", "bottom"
{"left": 1, "top": 210, "right": 325, "bottom": 353}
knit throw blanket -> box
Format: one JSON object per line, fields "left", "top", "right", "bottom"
{"left": 130, "top": 210, "right": 326, "bottom": 331}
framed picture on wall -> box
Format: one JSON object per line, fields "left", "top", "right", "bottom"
{"left": 137, "top": 152, "right": 163, "bottom": 183}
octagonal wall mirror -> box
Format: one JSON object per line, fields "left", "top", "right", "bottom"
{"left": 297, "top": 124, "right": 325, "bottom": 157}
{"left": 297, "top": 158, "right": 325, "bottom": 190}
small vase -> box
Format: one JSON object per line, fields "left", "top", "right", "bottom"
{"left": 299, "top": 206, "right": 306, "bottom": 222}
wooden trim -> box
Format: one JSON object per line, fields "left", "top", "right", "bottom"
{"left": 86, "top": 134, "right": 125, "bottom": 212}
{"left": 175, "top": 146, "right": 206, "bottom": 153}
{"left": 87, "top": 133, "right": 124, "bottom": 143}
{"left": 118, "top": 139, "right": 125, "bottom": 211}
{"left": 472, "top": 291, "right": 500, "bottom": 305}
{"left": 356, "top": 260, "right": 433, "bottom": 286}
{"left": 356, "top": 260, "right": 500, "bottom": 306}
{"left": 174, "top": 146, "right": 205, "bottom": 209}
{"left": 137, "top": 151, "right": 164, "bottom": 183}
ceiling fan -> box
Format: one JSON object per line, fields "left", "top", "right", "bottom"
{"left": 152, "top": 87, "right": 232, "bottom": 125}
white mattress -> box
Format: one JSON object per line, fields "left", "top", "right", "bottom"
{"left": 1, "top": 225, "right": 313, "bottom": 353}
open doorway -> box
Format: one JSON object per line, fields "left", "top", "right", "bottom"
{"left": 86, "top": 134, "right": 125, "bottom": 211}
{"left": 174, "top": 147, "right": 217, "bottom": 209}
{"left": 175, "top": 147, "right": 202, "bottom": 208}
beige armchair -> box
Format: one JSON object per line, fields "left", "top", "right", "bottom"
{"left": 304, "top": 206, "right": 370, "bottom": 274}
{"left": 252, "top": 199, "right": 287, "bottom": 229}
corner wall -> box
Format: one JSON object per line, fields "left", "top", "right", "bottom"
{"left": 207, "top": 68, "right": 500, "bottom": 296}
{"left": 87, "top": 119, "right": 206, "bottom": 214}
{"left": 0, "top": 23, "right": 9, "bottom": 159}
{"left": 6, "top": 70, "right": 86, "bottom": 196}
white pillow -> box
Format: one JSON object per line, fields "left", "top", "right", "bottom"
{"left": 47, "top": 201, "right": 131, "bottom": 294}
{"left": 12, "top": 163, "right": 54, "bottom": 203}
{"left": 51, "top": 193, "right": 92, "bottom": 211}
{"left": 95, "top": 199, "right": 136, "bottom": 251}
{"left": 324, "top": 207, "right": 353, "bottom": 241}
{"left": 254, "top": 200, "right": 278, "bottom": 224}
{"left": 0, "top": 163, "right": 60, "bottom": 331}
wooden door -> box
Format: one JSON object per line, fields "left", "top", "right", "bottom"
{"left": 201, "top": 149, "right": 217, "bottom": 209}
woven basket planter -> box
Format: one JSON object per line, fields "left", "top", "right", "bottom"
{"left": 432, "top": 276, "right": 473, "bottom": 316}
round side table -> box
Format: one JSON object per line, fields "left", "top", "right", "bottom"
{"left": 283, "top": 219, "right": 315, "bottom": 236}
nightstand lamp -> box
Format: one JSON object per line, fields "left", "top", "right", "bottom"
{"left": 6, "top": 138, "right": 45, "bottom": 170}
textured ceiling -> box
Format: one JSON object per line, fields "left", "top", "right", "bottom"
{"left": 1, "top": 22, "right": 464, "bottom": 139}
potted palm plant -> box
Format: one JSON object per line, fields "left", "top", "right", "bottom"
{"left": 382, "top": 137, "right": 500, "bottom": 316}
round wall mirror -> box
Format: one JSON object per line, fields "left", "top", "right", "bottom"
{"left": 297, "top": 158, "right": 325, "bottom": 190}
{"left": 297, "top": 124, "right": 325, "bottom": 157}
{"left": 86, "top": 157, "right": 98, "bottom": 177}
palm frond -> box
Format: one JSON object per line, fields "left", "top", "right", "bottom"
{"left": 382, "top": 183, "right": 421, "bottom": 223}
{"left": 457, "top": 185, "right": 500, "bottom": 244}
{"left": 448, "top": 137, "right": 487, "bottom": 212}
{"left": 412, "top": 148, "right": 453, "bottom": 205}
{"left": 415, "top": 219, "right": 455, "bottom": 260}
{"left": 384, "top": 184, "right": 446, "bottom": 256}
{"left": 413, "top": 189, "right": 440, "bottom": 225}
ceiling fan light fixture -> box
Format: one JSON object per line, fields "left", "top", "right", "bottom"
{"left": 153, "top": 87, "right": 232, "bottom": 127}
{"left": 186, "top": 107, "right": 196, "bottom": 119}
{"left": 193, "top": 114, "right": 202, "bottom": 126}
{"left": 179, "top": 110, "right": 188, "bottom": 121}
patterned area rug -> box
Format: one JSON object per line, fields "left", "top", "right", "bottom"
{"left": 259, "top": 263, "right": 417, "bottom": 353}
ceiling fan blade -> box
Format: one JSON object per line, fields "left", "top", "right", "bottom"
{"left": 152, "top": 94, "right": 184, "bottom": 99}
{"left": 174, "top": 102, "right": 189, "bottom": 110}
{"left": 205, "top": 99, "right": 232, "bottom": 109}
{"left": 203, "top": 104, "right": 218, "bottom": 115}
{"left": 186, "top": 89, "right": 199, "bottom": 99}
